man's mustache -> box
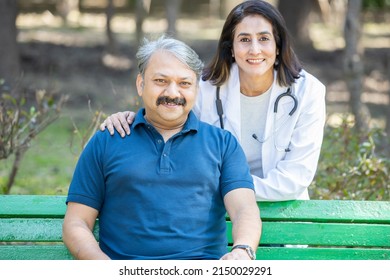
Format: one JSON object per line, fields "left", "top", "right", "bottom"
{"left": 156, "top": 96, "right": 186, "bottom": 106}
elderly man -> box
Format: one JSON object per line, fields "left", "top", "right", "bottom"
{"left": 63, "top": 35, "right": 261, "bottom": 260}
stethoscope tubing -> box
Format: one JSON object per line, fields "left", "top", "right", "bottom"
{"left": 216, "top": 86, "right": 298, "bottom": 129}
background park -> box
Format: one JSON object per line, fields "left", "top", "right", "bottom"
{"left": 0, "top": 0, "right": 389, "bottom": 200}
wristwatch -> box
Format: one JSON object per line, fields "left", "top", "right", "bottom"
{"left": 231, "top": 244, "right": 256, "bottom": 260}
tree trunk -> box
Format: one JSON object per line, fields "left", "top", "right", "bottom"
{"left": 56, "top": 0, "right": 80, "bottom": 25}
{"left": 277, "top": 0, "right": 317, "bottom": 48}
{"left": 343, "top": 0, "right": 370, "bottom": 133}
{"left": 106, "top": 0, "right": 118, "bottom": 54}
{"left": 0, "top": 0, "right": 20, "bottom": 86}
{"left": 5, "top": 147, "right": 27, "bottom": 194}
{"left": 136, "top": 0, "right": 151, "bottom": 45}
{"left": 385, "top": 53, "right": 390, "bottom": 136}
{"left": 165, "top": 0, "right": 181, "bottom": 38}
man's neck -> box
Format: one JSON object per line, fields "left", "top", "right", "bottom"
{"left": 145, "top": 116, "right": 186, "bottom": 142}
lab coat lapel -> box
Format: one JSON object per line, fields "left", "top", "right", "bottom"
{"left": 223, "top": 64, "right": 241, "bottom": 141}
{"left": 269, "top": 82, "right": 292, "bottom": 131}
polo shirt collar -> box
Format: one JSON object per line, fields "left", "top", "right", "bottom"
{"left": 133, "top": 108, "right": 199, "bottom": 133}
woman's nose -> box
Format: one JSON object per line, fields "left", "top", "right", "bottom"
{"left": 249, "top": 40, "right": 262, "bottom": 54}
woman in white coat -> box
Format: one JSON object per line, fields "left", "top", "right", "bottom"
{"left": 100, "top": 0, "right": 326, "bottom": 201}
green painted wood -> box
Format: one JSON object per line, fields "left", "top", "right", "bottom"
{"left": 0, "top": 218, "right": 100, "bottom": 242}
{"left": 5, "top": 218, "right": 388, "bottom": 247}
{"left": 1, "top": 195, "right": 390, "bottom": 223}
{"left": 2, "top": 245, "right": 389, "bottom": 260}
{"left": 0, "top": 195, "right": 67, "bottom": 217}
{"left": 0, "top": 219, "right": 63, "bottom": 242}
{"left": 0, "top": 245, "right": 73, "bottom": 260}
{"left": 226, "top": 221, "right": 390, "bottom": 247}
{"left": 254, "top": 247, "right": 390, "bottom": 260}
{"left": 1, "top": 195, "right": 390, "bottom": 260}
{"left": 257, "top": 200, "right": 390, "bottom": 224}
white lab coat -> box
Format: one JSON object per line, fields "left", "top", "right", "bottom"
{"left": 193, "top": 63, "right": 326, "bottom": 201}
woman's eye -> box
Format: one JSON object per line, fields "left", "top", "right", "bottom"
{"left": 240, "top": 37, "right": 250, "bottom": 42}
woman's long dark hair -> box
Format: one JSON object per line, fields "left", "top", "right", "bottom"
{"left": 202, "top": 0, "right": 302, "bottom": 87}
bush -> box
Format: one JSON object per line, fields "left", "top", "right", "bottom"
{"left": 310, "top": 116, "right": 390, "bottom": 201}
{"left": 0, "top": 79, "right": 67, "bottom": 194}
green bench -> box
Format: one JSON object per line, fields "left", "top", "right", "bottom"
{"left": 0, "top": 195, "right": 389, "bottom": 260}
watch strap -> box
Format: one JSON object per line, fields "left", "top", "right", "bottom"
{"left": 231, "top": 244, "right": 256, "bottom": 260}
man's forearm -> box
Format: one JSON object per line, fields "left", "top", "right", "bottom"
{"left": 63, "top": 221, "right": 110, "bottom": 260}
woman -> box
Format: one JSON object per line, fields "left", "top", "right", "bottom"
{"left": 100, "top": 0, "right": 326, "bottom": 201}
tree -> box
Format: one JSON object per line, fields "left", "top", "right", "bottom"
{"left": 277, "top": 0, "right": 321, "bottom": 48}
{"left": 106, "top": 0, "right": 119, "bottom": 54}
{"left": 135, "top": 0, "right": 182, "bottom": 45}
{"left": 0, "top": 0, "right": 20, "bottom": 85}
{"left": 343, "top": 0, "right": 371, "bottom": 133}
{"left": 0, "top": 82, "right": 67, "bottom": 194}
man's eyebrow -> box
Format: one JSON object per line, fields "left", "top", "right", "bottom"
{"left": 153, "top": 73, "right": 194, "bottom": 80}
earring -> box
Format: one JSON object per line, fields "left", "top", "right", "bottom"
{"left": 274, "top": 57, "right": 279, "bottom": 66}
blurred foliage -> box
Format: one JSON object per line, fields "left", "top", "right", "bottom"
{"left": 363, "top": 0, "right": 390, "bottom": 8}
{"left": 0, "top": 79, "right": 67, "bottom": 193}
{"left": 70, "top": 104, "right": 106, "bottom": 153}
{"left": 310, "top": 116, "right": 390, "bottom": 201}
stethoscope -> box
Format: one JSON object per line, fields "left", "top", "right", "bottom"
{"left": 215, "top": 86, "right": 298, "bottom": 151}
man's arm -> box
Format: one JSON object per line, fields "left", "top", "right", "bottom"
{"left": 62, "top": 202, "right": 110, "bottom": 260}
{"left": 221, "top": 188, "right": 261, "bottom": 260}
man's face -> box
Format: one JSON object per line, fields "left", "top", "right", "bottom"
{"left": 136, "top": 50, "right": 198, "bottom": 129}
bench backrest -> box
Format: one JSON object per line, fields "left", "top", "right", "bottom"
{"left": 1, "top": 195, "right": 389, "bottom": 260}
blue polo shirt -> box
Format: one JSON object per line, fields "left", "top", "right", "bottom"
{"left": 67, "top": 109, "right": 254, "bottom": 260}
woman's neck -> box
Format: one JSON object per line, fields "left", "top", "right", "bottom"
{"left": 239, "top": 72, "right": 274, "bottom": 97}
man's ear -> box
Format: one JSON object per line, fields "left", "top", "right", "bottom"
{"left": 136, "top": 74, "right": 144, "bottom": 97}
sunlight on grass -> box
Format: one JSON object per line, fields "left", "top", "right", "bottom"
{"left": 0, "top": 112, "right": 94, "bottom": 195}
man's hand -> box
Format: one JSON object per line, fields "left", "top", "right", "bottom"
{"left": 220, "top": 248, "right": 252, "bottom": 260}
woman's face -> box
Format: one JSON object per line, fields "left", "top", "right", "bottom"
{"left": 232, "top": 15, "right": 277, "bottom": 83}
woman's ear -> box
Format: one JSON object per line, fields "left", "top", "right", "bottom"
{"left": 136, "top": 74, "right": 144, "bottom": 97}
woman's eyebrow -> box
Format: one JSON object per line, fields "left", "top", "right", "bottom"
{"left": 236, "top": 31, "right": 272, "bottom": 37}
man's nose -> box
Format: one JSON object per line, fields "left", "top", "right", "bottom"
{"left": 165, "top": 82, "right": 181, "bottom": 97}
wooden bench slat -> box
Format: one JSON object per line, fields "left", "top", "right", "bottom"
{"left": 0, "top": 219, "right": 63, "bottom": 242}
{"left": 254, "top": 247, "right": 390, "bottom": 260}
{"left": 257, "top": 200, "right": 390, "bottom": 224}
{"left": 226, "top": 221, "right": 390, "bottom": 247}
{"left": 2, "top": 196, "right": 390, "bottom": 223}
{"left": 3, "top": 218, "right": 388, "bottom": 248}
{"left": 0, "top": 245, "right": 73, "bottom": 260}
{"left": 0, "top": 195, "right": 66, "bottom": 218}
{"left": 0, "top": 219, "right": 99, "bottom": 242}
{"left": 1, "top": 245, "right": 389, "bottom": 260}
{"left": 1, "top": 195, "right": 389, "bottom": 260}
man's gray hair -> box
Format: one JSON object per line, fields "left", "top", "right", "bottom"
{"left": 136, "top": 35, "right": 204, "bottom": 81}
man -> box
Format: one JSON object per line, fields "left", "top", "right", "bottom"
{"left": 62, "top": 36, "right": 261, "bottom": 260}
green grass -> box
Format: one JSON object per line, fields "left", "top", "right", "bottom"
{"left": 0, "top": 112, "right": 92, "bottom": 195}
